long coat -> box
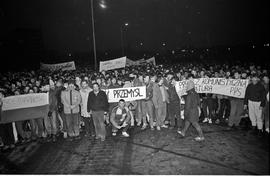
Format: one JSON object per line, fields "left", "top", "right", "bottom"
{"left": 184, "top": 88, "right": 200, "bottom": 123}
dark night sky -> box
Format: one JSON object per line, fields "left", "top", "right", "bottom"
{"left": 1, "top": 0, "right": 269, "bottom": 53}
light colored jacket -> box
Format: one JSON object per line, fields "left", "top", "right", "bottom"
{"left": 80, "top": 87, "right": 92, "bottom": 117}
{"left": 61, "top": 89, "right": 81, "bottom": 114}
{"left": 152, "top": 83, "right": 169, "bottom": 108}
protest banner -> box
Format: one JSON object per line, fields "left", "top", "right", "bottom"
{"left": 0, "top": 93, "right": 49, "bottom": 124}
{"left": 103, "top": 86, "right": 146, "bottom": 103}
{"left": 145, "top": 57, "right": 156, "bottom": 65}
{"left": 99, "top": 56, "right": 127, "bottom": 72}
{"left": 40, "top": 61, "right": 76, "bottom": 71}
{"left": 126, "top": 58, "right": 136, "bottom": 66}
{"left": 175, "top": 78, "right": 249, "bottom": 98}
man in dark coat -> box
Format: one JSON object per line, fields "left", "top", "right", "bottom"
{"left": 87, "top": 83, "right": 109, "bottom": 141}
{"left": 168, "top": 77, "right": 182, "bottom": 130}
{"left": 177, "top": 80, "right": 204, "bottom": 141}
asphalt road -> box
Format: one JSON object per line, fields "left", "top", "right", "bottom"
{"left": 0, "top": 123, "right": 269, "bottom": 174}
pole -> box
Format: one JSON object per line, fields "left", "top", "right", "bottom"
{"left": 91, "top": 0, "right": 97, "bottom": 70}
{"left": 120, "top": 26, "right": 124, "bottom": 56}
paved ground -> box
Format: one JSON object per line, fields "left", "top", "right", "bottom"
{"left": 0, "top": 123, "right": 269, "bottom": 174}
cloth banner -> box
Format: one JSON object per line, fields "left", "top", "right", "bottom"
{"left": 126, "top": 58, "right": 136, "bottom": 66}
{"left": 0, "top": 93, "right": 49, "bottom": 123}
{"left": 40, "top": 61, "right": 76, "bottom": 71}
{"left": 145, "top": 57, "right": 156, "bottom": 65}
{"left": 99, "top": 56, "right": 127, "bottom": 72}
{"left": 175, "top": 78, "right": 249, "bottom": 98}
{"left": 103, "top": 86, "right": 146, "bottom": 103}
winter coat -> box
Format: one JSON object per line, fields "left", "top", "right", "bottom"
{"left": 184, "top": 88, "right": 200, "bottom": 123}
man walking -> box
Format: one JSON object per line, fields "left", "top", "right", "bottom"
{"left": 177, "top": 80, "right": 204, "bottom": 141}
{"left": 87, "top": 83, "right": 109, "bottom": 141}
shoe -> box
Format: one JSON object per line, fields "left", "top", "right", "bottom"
{"left": 150, "top": 127, "right": 155, "bottom": 131}
{"left": 161, "top": 124, "right": 168, "bottom": 128}
{"left": 266, "top": 128, "right": 269, "bottom": 133}
{"left": 122, "top": 132, "right": 130, "bottom": 137}
{"left": 177, "top": 130, "right": 185, "bottom": 137}
{"left": 95, "top": 136, "right": 100, "bottom": 140}
{"left": 153, "top": 122, "right": 157, "bottom": 127}
{"left": 100, "top": 137, "right": 105, "bottom": 142}
{"left": 194, "top": 136, "right": 205, "bottom": 142}
{"left": 84, "top": 133, "right": 90, "bottom": 137}
{"left": 208, "top": 119, "right": 212, "bottom": 124}
{"left": 112, "top": 132, "right": 117, "bottom": 136}
{"left": 203, "top": 118, "right": 208, "bottom": 123}
{"left": 156, "top": 126, "right": 161, "bottom": 131}
{"left": 63, "top": 132, "right": 68, "bottom": 139}
{"left": 137, "top": 122, "right": 141, "bottom": 126}
{"left": 215, "top": 119, "right": 220, "bottom": 124}
{"left": 52, "top": 135, "right": 57, "bottom": 142}
{"left": 46, "top": 136, "right": 52, "bottom": 142}
{"left": 141, "top": 124, "right": 147, "bottom": 130}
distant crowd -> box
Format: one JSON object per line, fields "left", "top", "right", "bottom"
{"left": 0, "top": 61, "right": 269, "bottom": 151}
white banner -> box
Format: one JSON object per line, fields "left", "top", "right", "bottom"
{"left": 175, "top": 78, "right": 249, "bottom": 98}
{"left": 40, "top": 61, "right": 76, "bottom": 71}
{"left": 145, "top": 57, "right": 156, "bottom": 65}
{"left": 99, "top": 56, "right": 127, "bottom": 72}
{"left": 2, "top": 93, "right": 49, "bottom": 111}
{"left": 103, "top": 86, "right": 146, "bottom": 103}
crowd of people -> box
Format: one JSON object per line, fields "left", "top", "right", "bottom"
{"left": 0, "top": 61, "right": 269, "bottom": 151}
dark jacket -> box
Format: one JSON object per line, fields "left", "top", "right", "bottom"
{"left": 49, "top": 89, "right": 58, "bottom": 112}
{"left": 244, "top": 82, "right": 266, "bottom": 107}
{"left": 168, "top": 84, "right": 180, "bottom": 103}
{"left": 55, "top": 86, "right": 65, "bottom": 112}
{"left": 87, "top": 90, "right": 109, "bottom": 112}
{"left": 184, "top": 88, "right": 200, "bottom": 122}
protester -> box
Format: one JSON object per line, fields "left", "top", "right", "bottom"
{"left": 80, "top": 79, "right": 95, "bottom": 138}
{"left": 177, "top": 80, "right": 205, "bottom": 141}
{"left": 168, "top": 77, "right": 182, "bottom": 130}
{"left": 152, "top": 76, "right": 169, "bottom": 130}
{"left": 110, "top": 99, "right": 131, "bottom": 137}
{"left": 44, "top": 82, "right": 58, "bottom": 142}
{"left": 227, "top": 72, "right": 244, "bottom": 130}
{"left": 0, "top": 91, "right": 15, "bottom": 151}
{"left": 262, "top": 75, "right": 269, "bottom": 133}
{"left": 61, "top": 80, "right": 82, "bottom": 141}
{"left": 244, "top": 74, "right": 266, "bottom": 136}
{"left": 87, "top": 83, "right": 109, "bottom": 141}
{"left": 141, "top": 74, "right": 154, "bottom": 130}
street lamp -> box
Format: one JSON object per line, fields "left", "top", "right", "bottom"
{"left": 120, "top": 22, "right": 129, "bottom": 56}
{"left": 90, "top": 0, "right": 97, "bottom": 70}
{"left": 90, "top": 0, "right": 107, "bottom": 71}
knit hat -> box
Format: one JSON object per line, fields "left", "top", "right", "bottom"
{"left": 186, "top": 80, "right": 195, "bottom": 91}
